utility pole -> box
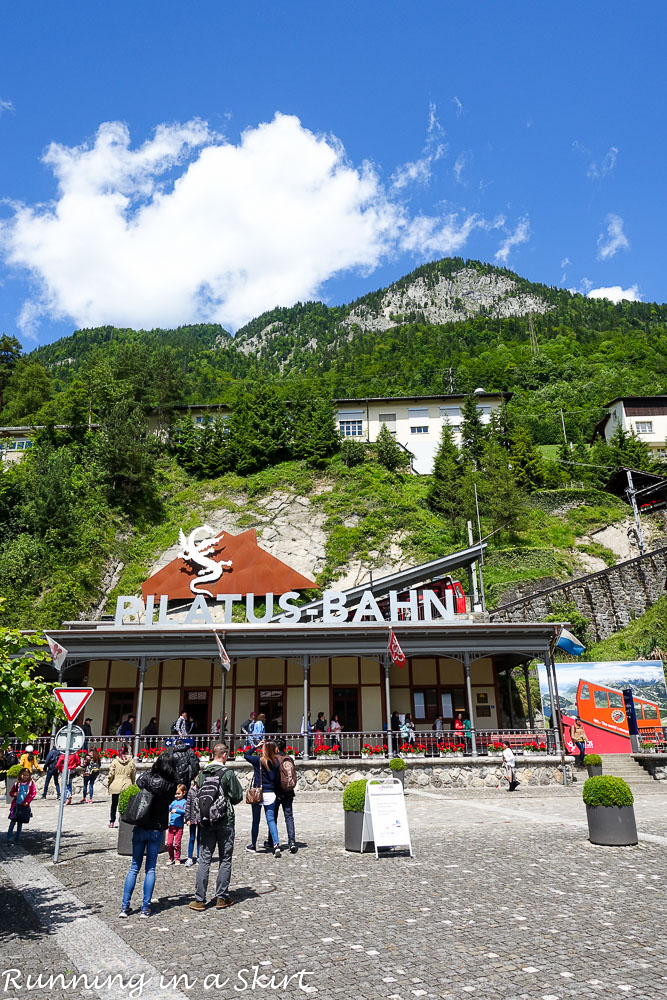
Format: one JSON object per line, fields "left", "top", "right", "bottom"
{"left": 528, "top": 315, "right": 538, "bottom": 355}
{"left": 560, "top": 409, "right": 569, "bottom": 450}
{"left": 625, "top": 469, "right": 646, "bottom": 555}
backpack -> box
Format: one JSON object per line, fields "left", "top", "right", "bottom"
{"left": 279, "top": 755, "right": 297, "bottom": 792}
{"left": 170, "top": 720, "right": 179, "bottom": 735}
{"left": 196, "top": 769, "right": 228, "bottom": 825}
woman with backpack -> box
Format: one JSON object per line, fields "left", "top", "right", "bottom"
{"left": 244, "top": 741, "right": 283, "bottom": 857}
{"left": 119, "top": 752, "right": 178, "bottom": 918}
{"left": 7, "top": 768, "right": 36, "bottom": 843}
{"left": 266, "top": 740, "right": 298, "bottom": 854}
{"left": 107, "top": 745, "right": 136, "bottom": 828}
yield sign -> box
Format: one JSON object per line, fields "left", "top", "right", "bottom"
{"left": 54, "top": 687, "right": 94, "bottom": 722}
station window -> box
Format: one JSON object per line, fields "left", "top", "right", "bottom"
{"left": 635, "top": 421, "right": 653, "bottom": 434}
{"left": 594, "top": 690, "right": 609, "bottom": 708}
{"left": 410, "top": 426, "right": 429, "bottom": 434}
{"left": 413, "top": 687, "right": 438, "bottom": 720}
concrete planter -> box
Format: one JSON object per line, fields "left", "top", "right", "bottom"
{"left": 586, "top": 805, "right": 638, "bottom": 846}
{"left": 344, "top": 810, "right": 373, "bottom": 852}
{"left": 117, "top": 818, "right": 167, "bottom": 856}
{"left": 587, "top": 765, "right": 603, "bottom": 777}
{"left": 389, "top": 770, "right": 405, "bottom": 788}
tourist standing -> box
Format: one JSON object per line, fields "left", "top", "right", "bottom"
{"left": 328, "top": 714, "right": 342, "bottom": 747}
{"left": 244, "top": 741, "right": 283, "bottom": 856}
{"left": 250, "top": 713, "right": 266, "bottom": 747}
{"left": 82, "top": 751, "right": 102, "bottom": 803}
{"left": 241, "top": 712, "right": 256, "bottom": 741}
{"left": 269, "top": 740, "right": 298, "bottom": 854}
{"left": 165, "top": 783, "right": 187, "bottom": 865}
{"left": 184, "top": 779, "right": 201, "bottom": 867}
{"left": 401, "top": 713, "right": 416, "bottom": 746}
{"left": 166, "top": 739, "right": 200, "bottom": 790}
{"left": 189, "top": 742, "right": 243, "bottom": 911}
{"left": 41, "top": 745, "right": 61, "bottom": 799}
{"left": 119, "top": 753, "right": 177, "bottom": 918}
{"left": 313, "top": 712, "right": 327, "bottom": 750}
{"left": 502, "top": 741, "right": 519, "bottom": 792}
{"left": 82, "top": 718, "right": 93, "bottom": 751}
{"left": 116, "top": 715, "right": 135, "bottom": 737}
{"left": 19, "top": 746, "right": 43, "bottom": 775}
{"left": 174, "top": 711, "right": 189, "bottom": 740}
{"left": 57, "top": 749, "right": 82, "bottom": 805}
{"left": 7, "top": 768, "right": 36, "bottom": 843}
{"left": 107, "top": 745, "right": 136, "bottom": 828}
{"left": 570, "top": 718, "right": 587, "bottom": 767}
{"left": 143, "top": 717, "right": 159, "bottom": 737}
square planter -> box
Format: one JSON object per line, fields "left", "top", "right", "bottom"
{"left": 344, "top": 810, "right": 374, "bottom": 852}
{"left": 586, "top": 765, "right": 603, "bottom": 777}
{"left": 586, "top": 805, "right": 638, "bottom": 846}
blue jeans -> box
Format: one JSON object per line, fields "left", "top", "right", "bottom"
{"left": 188, "top": 824, "right": 201, "bottom": 860}
{"left": 251, "top": 799, "right": 280, "bottom": 848}
{"left": 82, "top": 775, "right": 97, "bottom": 799}
{"left": 7, "top": 820, "right": 22, "bottom": 840}
{"left": 121, "top": 828, "right": 162, "bottom": 911}
{"left": 42, "top": 770, "right": 60, "bottom": 797}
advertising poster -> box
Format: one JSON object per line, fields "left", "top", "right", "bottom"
{"left": 537, "top": 660, "right": 667, "bottom": 754}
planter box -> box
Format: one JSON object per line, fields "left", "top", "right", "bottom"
{"left": 344, "top": 810, "right": 373, "bottom": 852}
{"left": 117, "top": 819, "right": 166, "bottom": 856}
{"left": 586, "top": 805, "right": 638, "bottom": 846}
{"left": 587, "top": 765, "right": 603, "bottom": 777}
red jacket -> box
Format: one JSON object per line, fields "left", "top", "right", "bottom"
{"left": 57, "top": 751, "right": 81, "bottom": 773}
{"left": 9, "top": 779, "right": 36, "bottom": 819}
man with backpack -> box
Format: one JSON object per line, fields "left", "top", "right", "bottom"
{"left": 188, "top": 742, "right": 243, "bottom": 912}
{"left": 165, "top": 739, "right": 200, "bottom": 790}
{"left": 265, "top": 739, "right": 298, "bottom": 855}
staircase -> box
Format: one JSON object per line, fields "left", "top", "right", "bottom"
{"left": 598, "top": 754, "right": 664, "bottom": 792}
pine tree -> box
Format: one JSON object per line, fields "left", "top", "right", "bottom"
{"left": 375, "top": 423, "right": 407, "bottom": 473}
{"left": 427, "top": 422, "right": 463, "bottom": 531}
{"left": 291, "top": 391, "right": 339, "bottom": 466}
{"left": 95, "top": 400, "right": 157, "bottom": 507}
{"left": 607, "top": 425, "right": 657, "bottom": 473}
{"left": 510, "top": 426, "right": 545, "bottom": 492}
{"left": 226, "top": 383, "right": 289, "bottom": 475}
{"left": 459, "top": 394, "right": 487, "bottom": 468}
{"left": 479, "top": 442, "right": 525, "bottom": 539}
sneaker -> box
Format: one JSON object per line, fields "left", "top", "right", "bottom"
{"left": 245, "top": 844, "right": 256, "bottom": 853}
{"left": 109, "top": 822, "right": 115, "bottom": 829}
{"left": 80, "top": 798, "right": 87, "bottom": 803}
{"left": 184, "top": 858, "right": 194, "bottom": 868}
{"left": 289, "top": 842, "right": 297, "bottom": 854}
{"left": 140, "top": 908, "right": 151, "bottom": 918}
{"left": 118, "top": 908, "right": 130, "bottom": 919}
{"left": 273, "top": 846, "right": 282, "bottom": 858}
{"left": 188, "top": 900, "right": 206, "bottom": 912}
{"left": 263, "top": 839, "right": 272, "bottom": 851}
{"left": 164, "top": 859, "right": 175, "bottom": 867}
{"left": 216, "top": 896, "right": 234, "bottom": 909}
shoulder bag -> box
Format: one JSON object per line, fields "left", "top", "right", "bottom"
{"left": 245, "top": 765, "right": 263, "bottom": 804}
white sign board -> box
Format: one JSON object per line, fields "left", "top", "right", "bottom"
{"left": 55, "top": 725, "right": 85, "bottom": 752}
{"left": 361, "top": 778, "right": 413, "bottom": 858}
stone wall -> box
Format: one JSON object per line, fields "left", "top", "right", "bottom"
{"left": 634, "top": 754, "right": 667, "bottom": 781}
{"left": 491, "top": 546, "right": 667, "bottom": 642}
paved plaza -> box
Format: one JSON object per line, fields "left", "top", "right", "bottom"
{"left": 1, "top": 787, "right": 666, "bottom": 1000}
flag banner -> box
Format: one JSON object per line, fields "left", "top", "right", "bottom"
{"left": 556, "top": 627, "right": 585, "bottom": 657}
{"left": 388, "top": 630, "right": 406, "bottom": 668}
{"left": 214, "top": 631, "right": 231, "bottom": 671}
{"left": 45, "top": 635, "right": 68, "bottom": 671}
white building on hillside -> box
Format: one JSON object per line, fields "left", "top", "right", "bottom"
{"left": 592, "top": 395, "right": 667, "bottom": 461}
{"left": 336, "top": 392, "right": 507, "bottom": 474}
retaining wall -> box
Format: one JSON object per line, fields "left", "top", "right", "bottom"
{"left": 491, "top": 546, "right": 667, "bottom": 642}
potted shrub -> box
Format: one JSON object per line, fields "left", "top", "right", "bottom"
{"left": 343, "top": 779, "right": 372, "bottom": 851}
{"left": 640, "top": 741, "right": 655, "bottom": 753}
{"left": 584, "top": 753, "right": 603, "bottom": 777}
{"left": 117, "top": 784, "right": 140, "bottom": 855}
{"left": 583, "top": 776, "right": 637, "bottom": 846}
{"left": 389, "top": 756, "right": 406, "bottom": 787}
{"left": 5, "top": 764, "right": 22, "bottom": 803}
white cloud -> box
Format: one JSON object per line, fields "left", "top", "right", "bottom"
{"left": 452, "top": 96, "right": 464, "bottom": 117}
{"left": 586, "top": 284, "right": 641, "bottom": 303}
{"left": 453, "top": 152, "right": 469, "bottom": 184}
{"left": 400, "top": 212, "right": 481, "bottom": 255}
{"left": 0, "top": 97, "right": 14, "bottom": 115}
{"left": 587, "top": 146, "right": 618, "bottom": 180}
{"left": 597, "top": 213, "right": 629, "bottom": 260}
{"left": 560, "top": 256, "right": 571, "bottom": 269}
{"left": 494, "top": 216, "right": 530, "bottom": 264}
{"left": 391, "top": 103, "right": 446, "bottom": 191}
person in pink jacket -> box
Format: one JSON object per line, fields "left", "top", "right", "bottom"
{"left": 7, "top": 768, "right": 37, "bottom": 842}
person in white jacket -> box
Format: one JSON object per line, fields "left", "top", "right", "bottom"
{"left": 502, "top": 741, "right": 519, "bottom": 792}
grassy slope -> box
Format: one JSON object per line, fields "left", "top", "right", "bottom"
{"left": 586, "top": 596, "right": 667, "bottom": 661}
{"left": 108, "top": 457, "right": 630, "bottom": 612}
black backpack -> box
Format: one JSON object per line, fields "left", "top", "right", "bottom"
{"left": 196, "top": 769, "right": 228, "bottom": 825}
{"left": 170, "top": 721, "right": 179, "bottom": 735}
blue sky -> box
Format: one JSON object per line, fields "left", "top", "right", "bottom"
{"left": 0, "top": 1, "right": 664, "bottom": 346}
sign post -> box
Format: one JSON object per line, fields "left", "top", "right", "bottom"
{"left": 361, "top": 778, "right": 413, "bottom": 859}
{"left": 52, "top": 688, "right": 94, "bottom": 863}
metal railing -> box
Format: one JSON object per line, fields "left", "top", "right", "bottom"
{"left": 28, "top": 728, "right": 559, "bottom": 761}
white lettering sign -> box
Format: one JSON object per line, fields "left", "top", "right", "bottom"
{"left": 114, "top": 587, "right": 456, "bottom": 626}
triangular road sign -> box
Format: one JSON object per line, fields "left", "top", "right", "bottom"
{"left": 54, "top": 687, "right": 94, "bottom": 722}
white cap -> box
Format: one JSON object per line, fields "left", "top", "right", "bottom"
{"left": 25, "top": 745, "right": 34, "bottom": 752}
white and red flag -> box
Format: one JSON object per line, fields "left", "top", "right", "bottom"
{"left": 45, "top": 635, "right": 68, "bottom": 671}
{"left": 388, "top": 630, "right": 406, "bottom": 668}
{"left": 214, "top": 631, "right": 231, "bottom": 671}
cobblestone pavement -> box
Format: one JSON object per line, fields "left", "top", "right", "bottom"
{"left": 1, "top": 788, "right": 666, "bottom": 1000}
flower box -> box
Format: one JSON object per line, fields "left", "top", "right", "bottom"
{"left": 314, "top": 745, "right": 341, "bottom": 758}
{"left": 399, "top": 743, "right": 427, "bottom": 756}
{"left": 361, "top": 744, "right": 386, "bottom": 758}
